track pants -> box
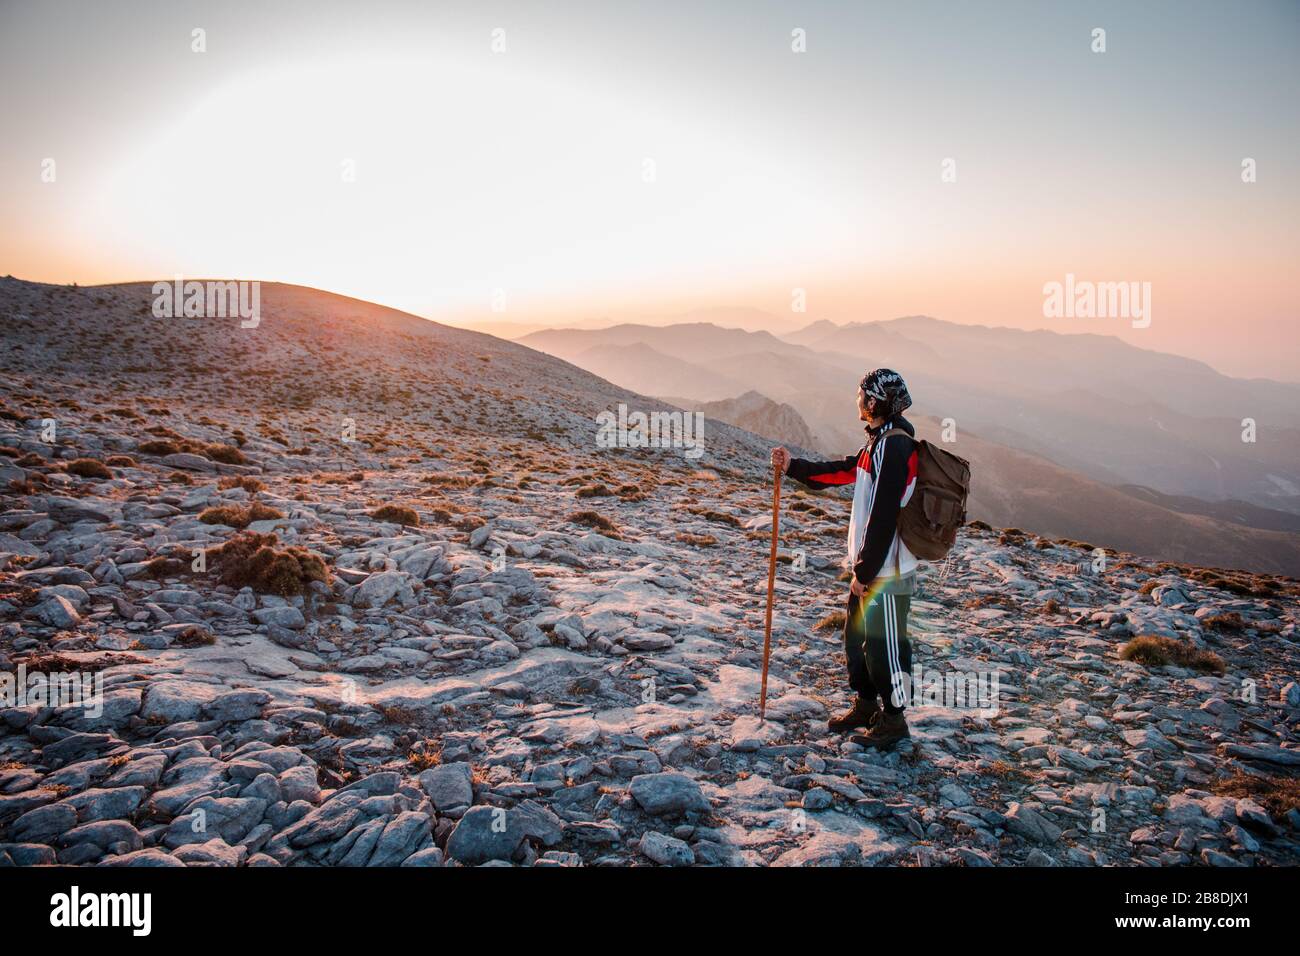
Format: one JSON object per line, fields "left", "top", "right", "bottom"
{"left": 844, "top": 588, "right": 912, "bottom": 713}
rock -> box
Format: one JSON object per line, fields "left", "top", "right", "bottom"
{"left": 12, "top": 803, "right": 77, "bottom": 843}
{"left": 141, "top": 681, "right": 219, "bottom": 723}
{"left": 253, "top": 606, "right": 306, "bottom": 630}
{"left": 1120, "top": 727, "right": 1176, "bottom": 753}
{"left": 55, "top": 786, "right": 147, "bottom": 825}
{"left": 1282, "top": 682, "right": 1300, "bottom": 709}
{"left": 99, "top": 848, "right": 186, "bottom": 867}
{"left": 172, "top": 839, "right": 248, "bottom": 866}
{"left": 938, "top": 784, "right": 973, "bottom": 808}
{"left": 445, "top": 805, "right": 524, "bottom": 865}
{"left": 366, "top": 811, "right": 433, "bottom": 866}
{"left": 46, "top": 497, "right": 114, "bottom": 524}
{"left": 60, "top": 820, "right": 143, "bottom": 852}
{"left": 203, "top": 689, "right": 273, "bottom": 722}
{"left": 1004, "top": 802, "right": 1062, "bottom": 844}
{"left": 35, "top": 595, "right": 82, "bottom": 628}
{"left": 1235, "top": 798, "right": 1276, "bottom": 834}
{"left": 354, "top": 571, "right": 416, "bottom": 608}
{"left": 163, "top": 797, "right": 268, "bottom": 847}
{"left": 629, "top": 772, "right": 710, "bottom": 816}
{"left": 279, "top": 766, "right": 322, "bottom": 805}
{"left": 802, "top": 787, "right": 833, "bottom": 811}
{"left": 161, "top": 453, "right": 217, "bottom": 473}
{"left": 401, "top": 846, "right": 444, "bottom": 867}
{"left": 639, "top": 831, "right": 695, "bottom": 866}
{"left": 418, "top": 762, "right": 474, "bottom": 812}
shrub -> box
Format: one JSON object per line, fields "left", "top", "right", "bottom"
{"left": 105, "top": 455, "right": 136, "bottom": 467}
{"left": 218, "top": 475, "right": 266, "bottom": 494}
{"left": 205, "top": 443, "right": 248, "bottom": 465}
{"left": 199, "top": 502, "right": 285, "bottom": 529}
{"left": 370, "top": 504, "right": 420, "bottom": 526}
{"left": 66, "top": 458, "right": 112, "bottom": 479}
{"left": 209, "top": 532, "right": 329, "bottom": 596}
{"left": 815, "top": 610, "right": 846, "bottom": 632}
{"left": 1201, "top": 611, "right": 1245, "bottom": 631}
{"left": 144, "top": 556, "right": 187, "bottom": 579}
{"left": 567, "top": 510, "right": 621, "bottom": 538}
{"left": 138, "top": 439, "right": 180, "bottom": 455}
{"left": 1211, "top": 769, "right": 1300, "bottom": 818}
{"left": 575, "top": 484, "right": 613, "bottom": 498}
{"left": 1119, "top": 635, "right": 1225, "bottom": 673}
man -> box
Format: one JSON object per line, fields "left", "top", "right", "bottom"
{"left": 770, "top": 368, "right": 918, "bottom": 750}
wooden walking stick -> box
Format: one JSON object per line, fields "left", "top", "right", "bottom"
{"left": 759, "top": 459, "right": 782, "bottom": 721}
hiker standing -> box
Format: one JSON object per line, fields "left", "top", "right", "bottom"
{"left": 770, "top": 368, "right": 919, "bottom": 749}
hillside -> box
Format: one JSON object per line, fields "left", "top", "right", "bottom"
{"left": 0, "top": 278, "right": 1297, "bottom": 869}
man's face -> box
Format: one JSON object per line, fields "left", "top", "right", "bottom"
{"left": 857, "top": 389, "right": 873, "bottom": 422}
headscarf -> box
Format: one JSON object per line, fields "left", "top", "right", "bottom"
{"left": 859, "top": 367, "right": 912, "bottom": 420}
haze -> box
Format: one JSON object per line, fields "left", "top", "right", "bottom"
{"left": 1, "top": 0, "right": 1297, "bottom": 379}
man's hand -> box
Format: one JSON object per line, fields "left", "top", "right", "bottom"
{"left": 850, "top": 577, "right": 866, "bottom": 597}
{"left": 770, "top": 446, "right": 791, "bottom": 474}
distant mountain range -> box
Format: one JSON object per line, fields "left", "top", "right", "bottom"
{"left": 519, "top": 315, "right": 1300, "bottom": 574}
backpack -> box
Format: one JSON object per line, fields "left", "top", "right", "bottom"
{"left": 878, "top": 428, "right": 971, "bottom": 560}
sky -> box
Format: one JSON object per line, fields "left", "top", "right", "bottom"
{"left": 1, "top": 0, "right": 1297, "bottom": 379}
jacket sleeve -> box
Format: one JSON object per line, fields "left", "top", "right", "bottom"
{"left": 853, "top": 433, "right": 913, "bottom": 584}
{"left": 786, "top": 452, "right": 859, "bottom": 489}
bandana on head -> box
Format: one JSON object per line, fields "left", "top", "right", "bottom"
{"left": 859, "top": 368, "right": 912, "bottom": 420}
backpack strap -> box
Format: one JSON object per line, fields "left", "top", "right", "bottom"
{"left": 872, "top": 426, "right": 912, "bottom": 578}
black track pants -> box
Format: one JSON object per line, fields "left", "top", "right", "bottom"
{"left": 844, "top": 589, "right": 912, "bottom": 713}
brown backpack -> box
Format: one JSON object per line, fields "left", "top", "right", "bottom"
{"left": 879, "top": 428, "right": 971, "bottom": 560}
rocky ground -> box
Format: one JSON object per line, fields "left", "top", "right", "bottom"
{"left": 1, "top": 277, "right": 1298, "bottom": 867}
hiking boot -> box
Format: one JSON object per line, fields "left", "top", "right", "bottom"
{"left": 828, "top": 696, "right": 880, "bottom": 734}
{"left": 850, "top": 710, "right": 910, "bottom": 750}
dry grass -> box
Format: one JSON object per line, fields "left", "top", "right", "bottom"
{"left": 199, "top": 502, "right": 285, "bottom": 529}
{"left": 370, "top": 504, "right": 420, "bottom": 526}
{"left": 218, "top": 475, "right": 266, "bottom": 494}
{"left": 567, "top": 510, "right": 621, "bottom": 538}
{"left": 575, "top": 483, "right": 613, "bottom": 498}
{"left": 1201, "top": 611, "right": 1246, "bottom": 631}
{"left": 675, "top": 531, "right": 717, "bottom": 548}
{"left": 1210, "top": 769, "right": 1300, "bottom": 819}
{"left": 210, "top": 532, "right": 329, "bottom": 596}
{"left": 814, "top": 610, "right": 846, "bottom": 632}
{"left": 1119, "top": 635, "right": 1226, "bottom": 674}
{"left": 65, "top": 457, "right": 113, "bottom": 479}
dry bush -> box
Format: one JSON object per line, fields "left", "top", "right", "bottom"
{"left": 1210, "top": 769, "right": 1300, "bottom": 819}
{"left": 370, "top": 504, "right": 420, "bottom": 526}
{"left": 1119, "top": 635, "right": 1226, "bottom": 674}
{"left": 675, "top": 531, "right": 716, "bottom": 548}
{"left": 205, "top": 443, "right": 247, "bottom": 465}
{"left": 218, "top": 475, "right": 266, "bottom": 494}
{"left": 686, "top": 506, "right": 743, "bottom": 527}
{"left": 65, "top": 458, "right": 112, "bottom": 479}
{"left": 144, "top": 556, "right": 187, "bottom": 579}
{"left": 137, "top": 439, "right": 180, "bottom": 455}
{"left": 567, "top": 510, "right": 621, "bottom": 538}
{"left": 105, "top": 455, "right": 136, "bottom": 468}
{"left": 210, "top": 532, "right": 329, "bottom": 596}
{"left": 1201, "top": 611, "right": 1245, "bottom": 631}
{"left": 815, "top": 610, "right": 847, "bottom": 632}
{"left": 199, "top": 502, "right": 285, "bottom": 529}
{"left": 575, "top": 483, "right": 613, "bottom": 498}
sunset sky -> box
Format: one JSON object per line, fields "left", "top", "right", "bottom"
{"left": 2, "top": 0, "right": 1297, "bottom": 379}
